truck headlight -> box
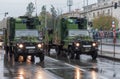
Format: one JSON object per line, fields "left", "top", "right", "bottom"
{"left": 18, "top": 44, "right": 24, "bottom": 48}
{"left": 37, "top": 44, "right": 42, "bottom": 48}
{"left": 92, "top": 43, "right": 96, "bottom": 47}
{"left": 75, "top": 43, "right": 80, "bottom": 47}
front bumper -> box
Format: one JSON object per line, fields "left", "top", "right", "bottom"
{"left": 74, "top": 46, "right": 98, "bottom": 53}
{"left": 16, "top": 46, "right": 44, "bottom": 55}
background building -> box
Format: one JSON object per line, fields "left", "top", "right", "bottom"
{"left": 81, "top": 0, "right": 120, "bottom": 29}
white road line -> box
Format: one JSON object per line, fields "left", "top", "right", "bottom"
{"left": 46, "top": 56, "right": 59, "bottom": 62}
{"left": 46, "top": 56, "right": 109, "bottom": 79}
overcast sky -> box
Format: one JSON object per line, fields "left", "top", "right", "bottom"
{"left": 0, "top": 0, "right": 97, "bottom": 20}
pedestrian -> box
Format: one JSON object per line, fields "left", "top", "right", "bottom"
{"left": 4, "top": 44, "right": 9, "bottom": 58}
{"left": 9, "top": 42, "right": 13, "bottom": 58}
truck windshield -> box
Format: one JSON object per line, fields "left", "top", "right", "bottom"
{"left": 15, "top": 30, "right": 39, "bottom": 42}
{"left": 15, "top": 29, "right": 39, "bottom": 38}
{"left": 68, "top": 30, "right": 89, "bottom": 37}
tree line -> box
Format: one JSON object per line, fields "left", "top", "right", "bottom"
{"left": 25, "top": 2, "right": 119, "bottom": 31}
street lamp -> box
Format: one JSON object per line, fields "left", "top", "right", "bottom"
{"left": 4, "top": 12, "right": 8, "bottom": 17}
{"left": 35, "top": 0, "right": 37, "bottom": 16}
{"left": 0, "top": 12, "right": 8, "bottom": 18}
{"left": 0, "top": 12, "right": 8, "bottom": 20}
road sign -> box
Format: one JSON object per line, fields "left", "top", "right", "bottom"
{"left": 112, "top": 21, "right": 116, "bottom": 43}
{"left": 112, "top": 24, "right": 115, "bottom": 28}
{"left": 112, "top": 21, "right": 115, "bottom": 25}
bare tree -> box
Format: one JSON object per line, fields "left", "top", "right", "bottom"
{"left": 26, "top": 2, "right": 35, "bottom": 17}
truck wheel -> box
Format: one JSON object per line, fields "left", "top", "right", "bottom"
{"left": 69, "top": 47, "right": 74, "bottom": 59}
{"left": 14, "top": 55, "right": 18, "bottom": 62}
{"left": 14, "top": 54, "right": 19, "bottom": 62}
{"left": 75, "top": 53, "right": 80, "bottom": 60}
{"left": 47, "top": 47, "right": 50, "bottom": 56}
{"left": 56, "top": 46, "right": 61, "bottom": 56}
{"left": 91, "top": 51, "right": 98, "bottom": 60}
{"left": 39, "top": 53, "right": 44, "bottom": 62}
{"left": 23, "top": 56, "right": 27, "bottom": 62}
{"left": 31, "top": 55, "right": 35, "bottom": 62}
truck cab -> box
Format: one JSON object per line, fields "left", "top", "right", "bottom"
{"left": 46, "top": 17, "right": 98, "bottom": 60}
{"left": 3, "top": 16, "right": 45, "bottom": 62}
{"left": 68, "top": 30, "right": 98, "bottom": 60}
{"left": 13, "top": 29, "right": 44, "bottom": 62}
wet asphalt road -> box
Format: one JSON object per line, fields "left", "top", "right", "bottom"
{"left": 0, "top": 49, "right": 120, "bottom": 79}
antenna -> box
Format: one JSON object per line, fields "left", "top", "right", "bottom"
{"left": 67, "top": 0, "right": 73, "bottom": 12}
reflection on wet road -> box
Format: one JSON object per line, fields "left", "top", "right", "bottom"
{"left": 3, "top": 56, "right": 62, "bottom": 79}
{"left": 1, "top": 49, "right": 120, "bottom": 79}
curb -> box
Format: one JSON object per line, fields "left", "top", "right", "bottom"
{"left": 98, "top": 55, "right": 120, "bottom": 61}
{"left": 98, "top": 50, "right": 120, "bottom": 61}
{"left": 101, "top": 43, "right": 120, "bottom": 46}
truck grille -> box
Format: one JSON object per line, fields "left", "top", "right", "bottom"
{"left": 82, "top": 41, "right": 92, "bottom": 45}
{"left": 24, "top": 42, "right": 36, "bottom": 46}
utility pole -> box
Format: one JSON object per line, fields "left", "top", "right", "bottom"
{"left": 35, "top": 0, "right": 37, "bottom": 16}
{"left": 86, "top": 0, "right": 89, "bottom": 30}
{"left": 67, "top": 0, "right": 73, "bottom": 13}
{"left": 84, "top": 0, "right": 89, "bottom": 30}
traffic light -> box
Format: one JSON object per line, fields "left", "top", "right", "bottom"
{"left": 114, "top": 2, "right": 117, "bottom": 9}
{"left": 88, "top": 22, "right": 93, "bottom": 27}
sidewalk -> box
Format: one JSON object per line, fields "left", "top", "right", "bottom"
{"left": 98, "top": 51, "right": 120, "bottom": 61}
{"left": 98, "top": 38, "right": 120, "bottom": 60}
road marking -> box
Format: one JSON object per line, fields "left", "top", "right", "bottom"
{"left": 46, "top": 56, "right": 86, "bottom": 71}
{"left": 45, "top": 56, "right": 59, "bottom": 62}
{"left": 46, "top": 56, "right": 109, "bottom": 79}
{"left": 44, "top": 67, "right": 73, "bottom": 70}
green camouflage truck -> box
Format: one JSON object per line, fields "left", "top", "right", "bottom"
{"left": 3, "top": 16, "right": 44, "bottom": 62}
{"left": 44, "top": 17, "right": 98, "bottom": 60}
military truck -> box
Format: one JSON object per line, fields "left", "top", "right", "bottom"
{"left": 44, "top": 17, "right": 98, "bottom": 60}
{"left": 67, "top": 30, "right": 98, "bottom": 60}
{"left": 3, "top": 16, "right": 44, "bottom": 62}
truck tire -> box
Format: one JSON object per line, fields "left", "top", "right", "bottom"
{"left": 31, "top": 55, "right": 35, "bottom": 62}
{"left": 68, "top": 47, "right": 74, "bottom": 59}
{"left": 47, "top": 47, "right": 50, "bottom": 56}
{"left": 14, "top": 55, "right": 18, "bottom": 62}
{"left": 56, "top": 46, "right": 61, "bottom": 56}
{"left": 14, "top": 56, "right": 18, "bottom": 62}
{"left": 91, "top": 51, "right": 98, "bottom": 60}
{"left": 75, "top": 53, "right": 80, "bottom": 59}
{"left": 39, "top": 53, "right": 44, "bottom": 62}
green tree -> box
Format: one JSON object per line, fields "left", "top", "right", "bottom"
{"left": 50, "top": 5, "right": 57, "bottom": 29}
{"left": 26, "top": 2, "right": 35, "bottom": 17}
{"left": 39, "top": 7, "right": 50, "bottom": 29}
{"left": 92, "top": 15, "right": 118, "bottom": 30}
{"left": 39, "top": 5, "right": 55, "bottom": 43}
{"left": 40, "top": 5, "right": 46, "bottom": 27}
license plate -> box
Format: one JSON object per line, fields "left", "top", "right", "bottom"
{"left": 84, "top": 48, "right": 90, "bottom": 52}
{"left": 85, "top": 49, "right": 90, "bottom": 52}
